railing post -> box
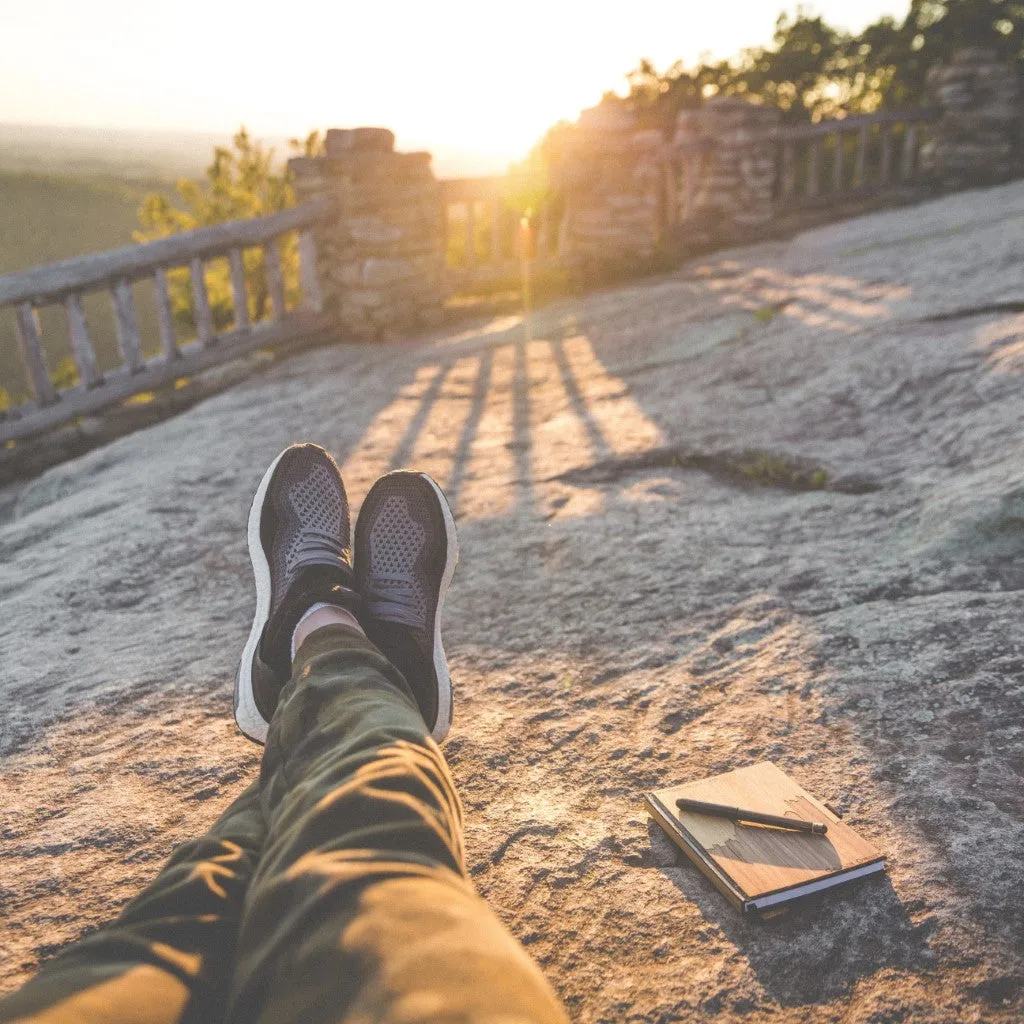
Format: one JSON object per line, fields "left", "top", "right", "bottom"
{"left": 854, "top": 125, "right": 869, "bottom": 187}
{"left": 780, "top": 142, "right": 796, "bottom": 200}
{"left": 488, "top": 198, "right": 503, "bottom": 265}
{"left": 832, "top": 131, "right": 845, "bottom": 191}
{"left": 189, "top": 258, "right": 215, "bottom": 345}
{"left": 808, "top": 138, "right": 822, "bottom": 197}
{"left": 15, "top": 303, "right": 57, "bottom": 405}
{"left": 297, "top": 231, "right": 323, "bottom": 314}
{"left": 264, "top": 239, "right": 287, "bottom": 319}
{"left": 537, "top": 201, "right": 552, "bottom": 257}
{"left": 112, "top": 280, "right": 144, "bottom": 372}
{"left": 65, "top": 292, "right": 101, "bottom": 388}
{"left": 464, "top": 200, "right": 477, "bottom": 270}
{"left": 879, "top": 127, "right": 893, "bottom": 184}
{"left": 228, "top": 247, "right": 250, "bottom": 330}
{"left": 154, "top": 266, "right": 179, "bottom": 360}
{"left": 900, "top": 124, "right": 918, "bottom": 180}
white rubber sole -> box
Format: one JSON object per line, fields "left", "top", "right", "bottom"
{"left": 233, "top": 447, "right": 288, "bottom": 745}
{"left": 417, "top": 472, "right": 460, "bottom": 743}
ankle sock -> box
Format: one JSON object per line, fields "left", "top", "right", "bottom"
{"left": 291, "top": 603, "right": 362, "bottom": 661}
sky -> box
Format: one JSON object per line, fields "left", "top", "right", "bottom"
{"left": 2, "top": 0, "right": 909, "bottom": 175}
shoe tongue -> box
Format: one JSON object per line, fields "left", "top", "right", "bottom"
{"left": 261, "top": 564, "right": 360, "bottom": 677}
{"left": 288, "top": 532, "right": 349, "bottom": 578}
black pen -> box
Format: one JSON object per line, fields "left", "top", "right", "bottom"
{"left": 675, "top": 797, "right": 828, "bottom": 835}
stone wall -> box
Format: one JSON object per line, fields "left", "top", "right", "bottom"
{"left": 290, "top": 50, "right": 1021, "bottom": 327}
{"left": 556, "top": 105, "right": 667, "bottom": 267}
{"left": 289, "top": 128, "right": 444, "bottom": 340}
{"left": 921, "top": 48, "right": 1022, "bottom": 188}
{"left": 674, "top": 97, "right": 781, "bottom": 238}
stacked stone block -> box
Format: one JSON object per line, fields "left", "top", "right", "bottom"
{"left": 921, "top": 49, "right": 1021, "bottom": 188}
{"left": 289, "top": 127, "right": 444, "bottom": 340}
{"left": 557, "top": 105, "right": 667, "bottom": 266}
{"left": 674, "top": 97, "right": 781, "bottom": 236}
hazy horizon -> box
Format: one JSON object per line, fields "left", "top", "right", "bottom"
{"left": 5, "top": 1, "right": 909, "bottom": 175}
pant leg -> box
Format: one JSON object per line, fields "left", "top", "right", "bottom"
{"left": 0, "top": 781, "right": 265, "bottom": 1024}
{"left": 229, "top": 624, "right": 568, "bottom": 1024}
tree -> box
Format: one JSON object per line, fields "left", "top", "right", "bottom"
{"left": 615, "top": 0, "right": 1023, "bottom": 128}
{"left": 135, "top": 128, "right": 323, "bottom": 331}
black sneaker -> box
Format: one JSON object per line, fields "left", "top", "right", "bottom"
{"left": 354, "top": 471, "right": 459, "bottom": 742}
{"left": 235, "top": 443, "right": 359, "bottom": 744}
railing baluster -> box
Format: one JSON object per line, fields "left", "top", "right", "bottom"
{"left": 663, "top": 160, "right": 678, "bottom": 230}
{"left": 297, "top": 232, "right": 323, "bottom": 314}
{"left": 65, "top": 292, "right": 100, "bottom": 388}
{"left": 15, "top": 303, "right": 57, "bottom": 405}
{"left": 228, "top": 247, "right": 250, "bottom": 330}
{"left": 264, "top": 239, "right": 286, "bottom": 319}
{"left": 190, "top": 257, "right": 215, "bottom": 344}
{"left": 808, "top": 139, "right": 822, "bottom": 197}
{"left": 879, "top": 126, "right": 893, "bottom": 184}
{"left": 537, "top": 202, "right": 552, "bottom": 257}
{"left": 489, "top": 199, "right": 503, "bottom": 265}
{"left": 854, "top": 125, "right": 869, "bottom": 187}
{"left": 464, "top": 201, "right": 476, "bottom": 269}
{"left": 832, "top": 132, "right": 845, "bottom": 191}
{"left": 901, "top": 124, "right": 919, "bottom": 180}
{"left": 781, "top": 142, "right": 796, "bottom": 199}
{"left": 154, "top": 266, "right": 179, "bottom": 360}
{"left": 682, "top": 155, "right": 697, "bottom": 220}
{"left": 440, "top": 201, "right": 451, "bottom": 267}
{"left": 112, "top": 280, "right": 144, "bottom": 372}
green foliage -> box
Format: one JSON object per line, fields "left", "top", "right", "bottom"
{"left": 135, "top": 128, "right": 324, "bottom": 330}
{"left": 613, "top": 0, "right": 1024, "bottom": 129}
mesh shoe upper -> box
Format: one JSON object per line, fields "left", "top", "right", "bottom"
{"left": 257, "top": 444, "right": 357, "bottom": 683}
{"left": 354, "top": 472, "right": 455, "bottom": 736}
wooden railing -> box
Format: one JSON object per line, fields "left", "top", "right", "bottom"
{"left": 774, "top": 108, "right": 938, "bottom": 208}
{"left": 0, "top": 198, "right": 331, "bottom": 443}
{"left": 439, "top": 177, "right": 562, "bottom": 291}
{"left": 0, "top": 105, "right": 962, "bottom": 447}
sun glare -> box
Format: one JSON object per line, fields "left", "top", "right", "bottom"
{"left": 1, "top": 0, "right": 907, "bottom": 175}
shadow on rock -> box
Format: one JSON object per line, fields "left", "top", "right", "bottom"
{"left": 647, "top": 820, "right": 935, "bottom": 1007}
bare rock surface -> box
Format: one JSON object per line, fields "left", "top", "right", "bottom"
{"left": 2, "top": 182, "right": 1023, "bottom": 1022}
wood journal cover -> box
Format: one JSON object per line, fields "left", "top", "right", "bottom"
{"left": 645, "top": 761, "right": 885, "bottom": 914}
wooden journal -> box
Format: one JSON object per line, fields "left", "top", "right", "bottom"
{"left": 646, "top": 762, "right": 885, "bottom": 914}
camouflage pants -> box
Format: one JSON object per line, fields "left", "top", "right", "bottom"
{"left": 0, "top": 626, "right": 568, "bottom": 1024}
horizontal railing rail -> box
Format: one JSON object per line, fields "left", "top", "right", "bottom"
{"left": 1, "top": 198, "right": 333, "bottom": 443}
{"left": 0, "top": 200, "right": 330, "bottom": 308}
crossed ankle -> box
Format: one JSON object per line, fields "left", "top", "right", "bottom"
{"left": 291, "top": 603, "right": 364, "bottom": 661}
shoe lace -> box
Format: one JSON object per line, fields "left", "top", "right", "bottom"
{"left": 287, "top": 529, "right": 346, "bottom": 576}
{"left": 364, "top": 573, "right": 424, "bottom": 629}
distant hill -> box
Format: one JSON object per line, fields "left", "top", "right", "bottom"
{"left": 0, "top": 123, "right": 508, "bottom": 183}
{"left": 0, "top": 123, "right": 275, "bottom": 181}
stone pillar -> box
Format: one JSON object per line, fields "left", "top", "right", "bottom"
{"left": 290, "top": 127, "right": 444, "bottom": 340}
{"left": 922, "top": 48, "right": 1021, "bottom": 188}
{"left": 673, "top": 97, "right": 781, "bottom": 239}
{"left": 557, "top": 105, "right": 668, "bottom": 268}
